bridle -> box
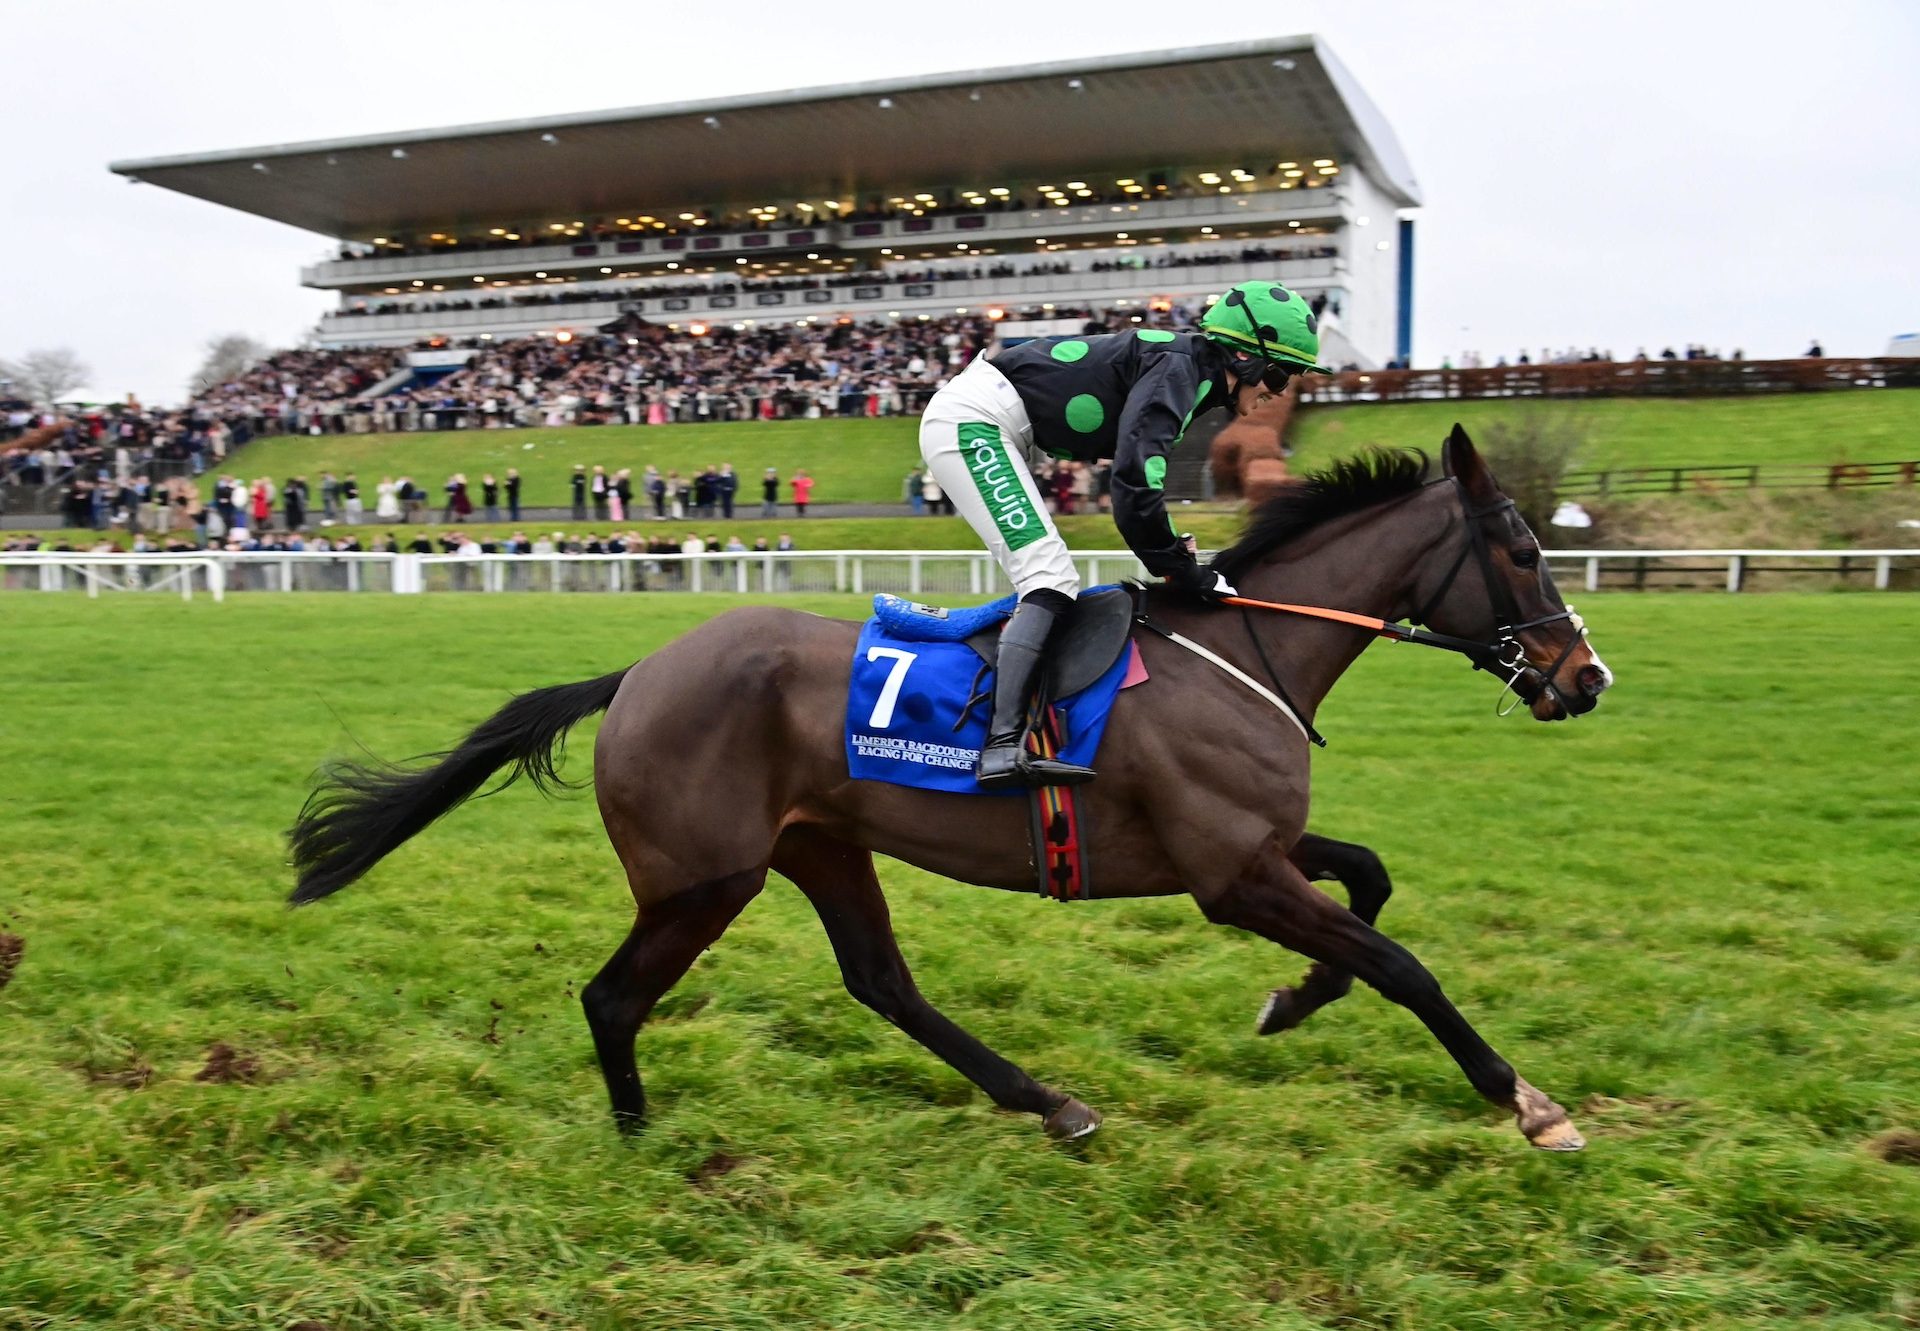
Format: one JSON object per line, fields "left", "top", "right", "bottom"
{"left": 1199, "top": 477, "right": 1592, "bottom": 725}
{"left": 1407, "top": 480, "right": 1586, "bottom": 713}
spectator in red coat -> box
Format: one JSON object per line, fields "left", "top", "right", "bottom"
{"left": 790, "top": 469, "right": 813, "bottom": 517}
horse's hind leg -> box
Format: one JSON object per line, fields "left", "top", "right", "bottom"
{"left": 581, "top": 868, "right": 764, "bottom": 1133}
{"left": 1259, "top": 833, "right": 1395, "bottom": 1035}
{"left": 1202, "top": 835, "right": 1583, "bottom": 1152}
{"left": 772, "top": 825, "right": 1099, "bottom": 1140}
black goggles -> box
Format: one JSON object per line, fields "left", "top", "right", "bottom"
{"left": 1222, "top": 286, "right": 1298, "bottom": 392}
{"left": 1227, "top": 349, "right": 1296, "bottom": 393}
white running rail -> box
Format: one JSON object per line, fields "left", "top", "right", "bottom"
{"left": 2, "top": 548, "right": 1915, "bottom": 599}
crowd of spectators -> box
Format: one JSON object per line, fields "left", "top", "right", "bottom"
{"left": 1440, "top": 344, "right": 1757, "bottom": 370}
{"left": 1, "top": 304, "right": 1204, "bottom": 523}
{"left": 373, "top": 314, "right": 1002, "bottom": 430}
{"left": 334, "top": 244, "right": 1339, "bottom": 321}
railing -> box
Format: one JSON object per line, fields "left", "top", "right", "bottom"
{"left": 1561, "top": 459, "right": 1920, "bottom": 497}
{"left": 1296, "top": 358, "right": 1920, "bottom": 403}
{"left": 5, "top": 549, "right": 1916, "bottom": 599}
{"left": 316, "top": 259, "right": 1343, "bottom": 341}
{"left": 0, "top": 554, "right": 225, "bottom": 600}
{"left": 300, "top": 190, "right": 1349, "bottom": 287}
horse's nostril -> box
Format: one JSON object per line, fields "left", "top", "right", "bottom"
{"left": 1577, "top": 665, "right": 1607, "bottom": 697}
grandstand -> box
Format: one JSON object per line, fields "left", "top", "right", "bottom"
{"left": 110, "top": 38, "right": 1419, "bottom": 370}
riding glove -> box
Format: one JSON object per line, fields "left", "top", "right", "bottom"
{"left": 1164, "top": 560, "right": 1239, "bottom": 604}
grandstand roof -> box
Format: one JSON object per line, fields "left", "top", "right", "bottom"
{"left": 109, "top": 37, "right": 1419, "bottom": 239}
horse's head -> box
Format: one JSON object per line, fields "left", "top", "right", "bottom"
{"left": 1417, "top": 424, "right": 1614, "bottom": 721}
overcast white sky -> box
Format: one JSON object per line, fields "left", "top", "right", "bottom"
{"left": 7, "top": 0, "right": 1916, "bottom": 403}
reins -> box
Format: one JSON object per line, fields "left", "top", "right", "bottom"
{"left": 1135, "top": 478, "right": 1592, "bottom": 740}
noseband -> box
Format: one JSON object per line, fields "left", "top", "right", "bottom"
{"left": 1411, "top": 481, "right": 1585, "bottom": 712}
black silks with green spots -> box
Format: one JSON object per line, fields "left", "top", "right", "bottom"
{"left": 989, "top": 329, "right": 1231, "bottom": 577}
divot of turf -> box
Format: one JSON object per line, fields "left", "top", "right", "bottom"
{"left": 195, "top": 1042, "right": 265, "bottom": 1083}
{"left": 0, "top": 932, "right": 21, "bottom": 990}
{"left": 1868, "top": 1129, "right": 1920, "bottom": 1164}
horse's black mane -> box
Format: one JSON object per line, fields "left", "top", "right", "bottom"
{"left": 1211, "top": 449, "right": 1432, "bottom": 581}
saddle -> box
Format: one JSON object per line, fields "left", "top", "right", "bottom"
{"left": 870, "top": 586, "right": 1135, "bottom": 701}
{"left": 863, "top": 588, "right": 1137, "bottom": 904}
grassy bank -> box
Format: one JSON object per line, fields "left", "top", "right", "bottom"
{"left": 1287, "top": 389, "right": 1920, "bottom": 473}
{"left": 2, "top": 593, "right": 1916, "bottom": 1328}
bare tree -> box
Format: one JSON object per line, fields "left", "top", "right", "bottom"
{"left": 1478, "top": 409, "right": 1589, "bottom": 537}
{"left": 190, "top": 334, "right": 272, "bottom": 396}
{"left": 0, "top": 348, "right": 92, "bottom": 407}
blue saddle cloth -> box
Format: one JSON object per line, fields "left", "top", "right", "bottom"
{"left": 846, "top": 595, "right": 1131, "bottom": 796}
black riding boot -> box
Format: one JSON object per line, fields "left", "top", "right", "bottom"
{"left": 975, "top": 600, "right": 1096, "bottom": 790}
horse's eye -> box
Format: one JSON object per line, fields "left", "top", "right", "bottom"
{"left": 1512, "top": 547, "right": 1540, "bottom": 570}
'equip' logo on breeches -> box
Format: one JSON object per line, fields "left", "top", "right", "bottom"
{"left": 959, "top": 423, "right": 1044, "bottom": 551}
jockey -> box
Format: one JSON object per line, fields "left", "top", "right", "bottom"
{"left": 919, "top": 279, "right": 1331, "bottom": 790}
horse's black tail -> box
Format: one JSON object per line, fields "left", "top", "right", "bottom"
{"left": 288, "top": 668, "right": 630, "bottom": 905}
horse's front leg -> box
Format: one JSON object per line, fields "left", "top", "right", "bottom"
{"left": 1200, "top": 834, "right": 1584, "bottom": 1151}
{"left": 1258, "top": 833, "right": 1395, "bottom": 1034}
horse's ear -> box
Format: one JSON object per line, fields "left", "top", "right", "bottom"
{"left": 1442, "top": 423, "right": 1499, "bottom": 501}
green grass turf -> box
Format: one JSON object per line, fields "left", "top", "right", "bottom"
{"left": 205, "top": 417, "right": 922, "bottom": 507}
{"left": 2, "top": 593, "right": 1916, "bottom": 1329}
{"left": 1288, "top": 389, "right": 1920, "bottom": 474}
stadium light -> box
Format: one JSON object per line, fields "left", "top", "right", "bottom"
{"left": 251, "top": 162, "right": 269, "bottom": 173}
{"left": 535, "top": 271, "right": 547, "bottom": 278}
{"left": 540, "top": 133, "right": 559, "bottom": 145}
{"left": 703, "top": 116, "right": 720, "bottom": 128}
{"left": 600, "top": 267, "right": 612, "bottom": 273}
{"left": 391, "top": 148, "right": 407, "bottom": 159}
{"left": 555, "top": 330, "right": 573, "bottom": 342}
{"left": 1272, "top": 57, "right": 1296, "bottom": 70}
{"left": 989, "top": 188, "right": 1009, "bottom": 197}
{"left": 877, "top": 98, "right": 894, "bottom": 109}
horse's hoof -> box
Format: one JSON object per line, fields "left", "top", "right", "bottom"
{"left": 1527, "top": 1118, "right": 1587, "bottom": 1152}
{"left": 1514, "top": 1078, "right": 1585, "bottom": 1152}
{"left": 1044, "top": 1097, "right": 1102, "bottom": 1141}
{"left": 1256, "top": 988, "right": 1304, "bottom": 1036}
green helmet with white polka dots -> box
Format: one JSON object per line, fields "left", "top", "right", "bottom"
{"left": 1199, "top": 280, "right": 1332, "bottom": 375}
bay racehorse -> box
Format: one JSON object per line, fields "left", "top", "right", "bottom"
{"left": 290, "top": 426, "right": 1613, "bottom": 1150}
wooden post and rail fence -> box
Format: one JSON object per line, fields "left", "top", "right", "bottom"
{"left": 1199, "top": 356, "right": 1920, "bottom": 502}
